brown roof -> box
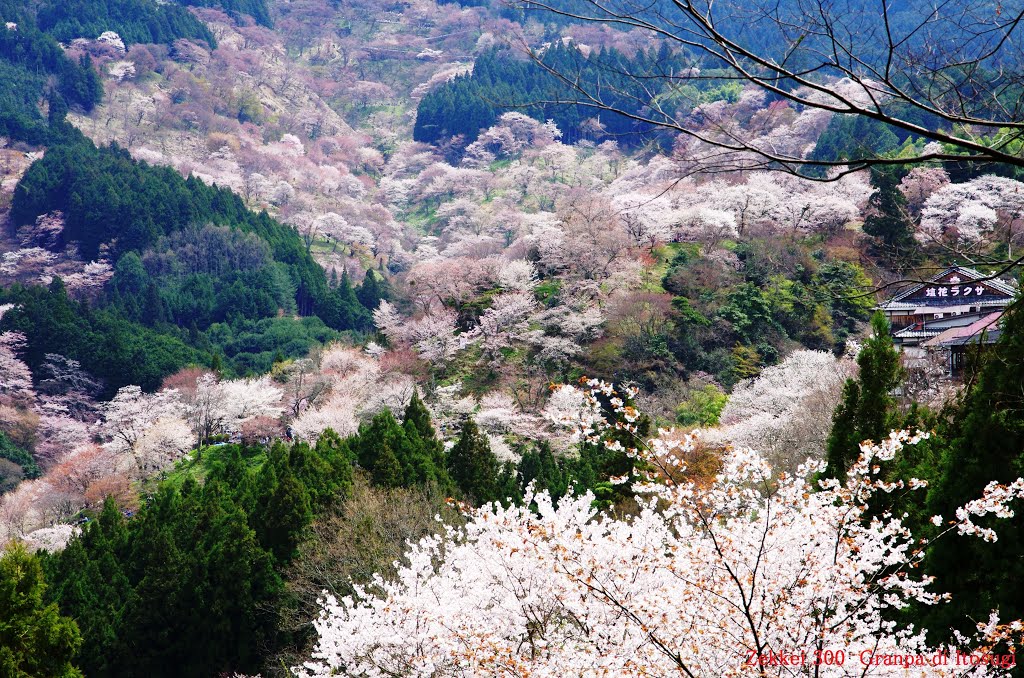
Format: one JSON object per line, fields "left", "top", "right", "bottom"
{"left": 922, "top": 311, "right": 1003, "bottom": 348}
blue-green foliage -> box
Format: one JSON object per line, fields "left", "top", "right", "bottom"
{"left": 415, "top": 43, "right": 685, "bottom": 147}
{"left": 2, "top": 137, "right": 377, "bottom": 390}
{"left": 36, "top": 0, "right": 216, "bottom": 48}
{"left": 0, "top": 1, "right": 102, "bottom": 144}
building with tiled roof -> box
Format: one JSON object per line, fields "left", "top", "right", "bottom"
{"left": 920, "top": 311, "right": 1004, "bottom": 375}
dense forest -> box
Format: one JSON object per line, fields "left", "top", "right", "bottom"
{"left": 36, "top": 0, "right": 217, "bottom": 48}
{"left": 20, "top": 390, "right": 650, "bottom": 676}
{"left": 0, "top": 1, "right": 102, "bottom": 144}
{"left": 4, "top": 0, "right": 1024, "bottom": 675}
{"left": 3, "top": 136, "right": 378, "bottom": 390}
{"left": 415, "top": 43, "right": 689, "bottom": 148}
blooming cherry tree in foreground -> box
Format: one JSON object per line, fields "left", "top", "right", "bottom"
{"left": 296, "top": 381, "right": 1024, "bottom": 677}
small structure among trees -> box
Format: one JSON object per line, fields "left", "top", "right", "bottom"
{"left": 877, "top": 265, "right": 1016, "bottom": 342}
{"left": 922, "top": 311, "right": 1004, "bottom": 377}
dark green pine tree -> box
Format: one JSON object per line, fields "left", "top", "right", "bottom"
{"left": 251, "top": 443, "right": 313, "bottom": 563}
{"left": 313, "top": 428, "right": 356, "bottom": 488}
{"left": 402, "top": 390, "right": 450, "bottom": 490}
{"left": 370, "top": 441, "right": 404, "bottom": 488}
{"left": 824, "top": 312, "right": 905, "bottom": 479}
{"left": 356, "top": 268, "right": 387, "bottom": 310}
{"left": 47, "top": 92, "right": 69, "bottom": 126}
{"left": 40, "top": 499, "right": 130, "bottom": 678}
{"left": 114, "top": 478, "right": 281, "bottom": 677}
{"left": 75, "top": 54, "right": 103, "bottom": 109}
{"left": 338, "top": 269, "right": 362, "bottom": 326}
{"left": 355, "top": 410, "right": 409, "bottom": 488}
{"left": 290, "top": 435, "right": 353, "bottom": 508}
{"left": 141, "top": 282, "right": 168, "bottom": 325}
{"left": 0, "top": 543, "right": 83, "bottom": 678}
{"left": 496, "top": 461, "right": 522, "bottom": 506}
{"left": 862, "top": 166, "right": 918, "bottom": 268}
{"left": 920, "top": 299, "right": 1024, "bottom": 638}
{"left": 517, "top": 441, "right": 570, "bottom": 503}
{"left": 447, "top": 419, "right": 501, "bottom": 505}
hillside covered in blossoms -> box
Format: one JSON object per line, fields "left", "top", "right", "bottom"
{"left": 3, "top": 0, "right": 1024, "bottom": 675}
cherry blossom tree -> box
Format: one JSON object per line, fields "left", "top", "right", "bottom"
{"left": 918, "top": 176, "right": 1024, "bottom": 253}
{"left": 470, "top": 292, "right": 536, "bottom": 361}
{"left": 714, "top": 350, "right": 853, "bottom": 476}
{"left": 16, "top": 211, "right": 65, "bottom": 249}
{"left": 32, "top": 414, "right": 91, "bottom": 470}
{"left": 463, "top": 113, "right": 561, "bottom": 164}
{"left": 537, "top": 191, "right": 631, "bottom": 282}
{"left": 36, "top": 354, "right": 101, "bottom": 420}
{"left": 183, "top": 374, "right": 284, "bottom": 446}
{"left": 133, "top": 417, "right": 193, "bottom": 473}
{"left": 0, "top": 332, "right": 33, "bottom": 407}
{"left": 496, "top": 259, "right": 538, "bottom": 292}
{"left": 374, "top": 301, "right": 462, "bottom": 365}
{"left": 899, "top": 168, "right": 951, "bottom": 217}
{"left": 98, "top": 386, "right": 184, "bottom": 471}
{"left": 297, "top": 382, "right": 1024, "bottom": 677}
{"left": 289, "top": 345, "right": 412, "bottom": 442}
{"left": 20, "top": 524, "right": 80, "bottom": 552}
{"left": 473, "top": 390, "right": 545, "bottom": 442}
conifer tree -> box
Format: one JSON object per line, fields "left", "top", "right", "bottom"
{"left": 292, "top": 437, "right": 352, "bottom": 508}
{"left": 824, "top": 312, "right": 904, "bottom": 478}
{"left": 517, "top": 441, "right": 570, "bottom": 502}
{"left": 921, "top": 300, "right": 1024, "bottom": 637}
{"left": 447, "top": 419, "right": 500, "bottom": 504}
{"left": 355, "top": 410, "right": 408, "bottom": 488}
{"left": 0, "top": 544, "right": 83, "bottom": 678}
{"left": 40, "top": 499, "right": 129, "bottom": 677}
{"left": 356, "top": 268, "right": 387, "bottom": 310}
{"left": 402, "top": 391, "right": 450, "bottom": 489}
{"left": 862, "top": 166, "right": 918, "bottom": 267}
{"left": 252, "top": 444, "right": 313, "bottom": 563}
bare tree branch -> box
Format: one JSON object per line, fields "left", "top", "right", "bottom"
{"left": 504, "top": 0, "right": 1024, "bottom": 178}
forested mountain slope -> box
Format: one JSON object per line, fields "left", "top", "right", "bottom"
{"left": 2, "top": 0, "right": 1024, "bottom": 675}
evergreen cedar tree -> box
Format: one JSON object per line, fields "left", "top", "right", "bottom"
{"left": 824, "top": 311, "right": 904, "bottom": 480}
{"left": 0, "top": 543, "right": 82, "bottom": 678}
{"left": 818, "top": 296, "right": 1024, "bottom": 644}
{"left": 36, "top": 0, "right": 216, "bottom": 48}
{"left": 0, "top": 0, "right": 267, "bottom": 146}
{"left": 0, "top": 3, "right": 375, "bottom": 390}
{"left": 862, "top": 166, "right": 919, "bottom": 266}
{"left": 354, "top": 392, "right": 450, "bottom": 490}
{"left": 0, "top": 0, "right": 101, "bottom": 145}
{"left": 446, "top": 419, "right": 504, "bottom": 505}
{"left": 414, "top": 43, "right": 684, "bottom": 148}
{"left": 27, "top": 379, "right": 655, "bottom": 675}
{"left": 920, "top": 295, "right": 1024, "bottom": 639}
{"left": 39, "top": 431, "right": 353, "bottom": 678}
